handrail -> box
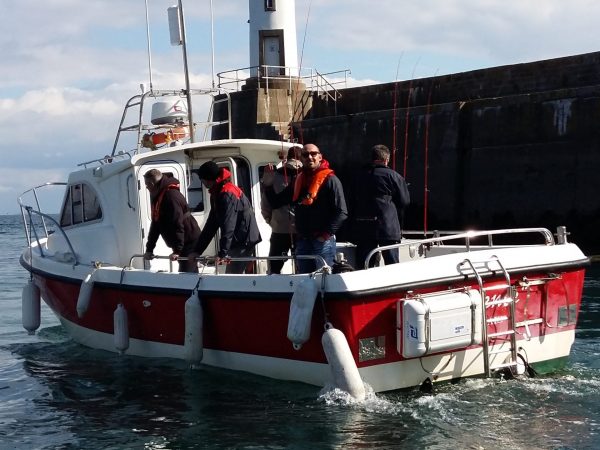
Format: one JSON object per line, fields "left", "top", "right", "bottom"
{"left": 18, "top": 182, "right": 67, "bottom": 244}
{"left": 217, "top": 65, "right": 350, "bottom": 98}
{"left": 20, "top": 207, "right": 79, "bottom": 265}
{"left": 110, "top": 88, "right": 222, "bottom": 158}
{"left": 363, "top": 228, "right": 555, "bottom": 269}
{"left": 19, "top": 182, "right": 79, "bottom": 265}
{"left": 128, "top": 253, "right": 329, "bottom": 274}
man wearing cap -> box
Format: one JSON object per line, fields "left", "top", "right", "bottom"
{"left": 143, "top": 168, "right": 201, "bottom": 272}
{"left": 193, "top": 161, "right": 261, "bottom": 274}
{"left": 263, "top": 143, "right": 347, "bottom": 273}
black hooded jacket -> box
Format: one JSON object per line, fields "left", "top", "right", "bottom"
{"left": 146, "top": 174, "right": 200, "bottom": 254}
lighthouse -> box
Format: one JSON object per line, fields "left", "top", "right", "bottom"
{"left": 248, "top": 0, "right": 299, "bottom": 79}
{"left": 213, "top": 0, "right": 311, "bottom": 142}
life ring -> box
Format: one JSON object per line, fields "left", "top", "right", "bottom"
{"left": 142, "top": 126, "right": 188, "bottom": 149}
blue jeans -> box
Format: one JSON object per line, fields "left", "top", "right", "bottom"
{"left": 295, "top": 235, "right": 336, "bottom": 274}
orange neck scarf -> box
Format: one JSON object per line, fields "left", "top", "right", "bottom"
{"left": 293, "top": 160, "right": 334, "bottom": 205}
{"left": 152, "top": 183, "right": 180, "bottom": 221}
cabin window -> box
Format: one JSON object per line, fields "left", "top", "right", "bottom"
{"left": 265, "top": 0, "right": 276, "bottom": 11}
{"left": 258, "top": 164, "right": 269, "bottom": 197}
{"left": 60, "top": 183, "right": 103, "bottom": 227}
{"left": 188, "top": 171, "right": 205, "bottom": 212}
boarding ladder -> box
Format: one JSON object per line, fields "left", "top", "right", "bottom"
{"left": 460, "top": 256, "right": 518, "bottom": 377}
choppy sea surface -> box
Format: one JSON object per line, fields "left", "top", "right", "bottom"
{"left": 1, "top": 214, "right": 598, "bottom": 449}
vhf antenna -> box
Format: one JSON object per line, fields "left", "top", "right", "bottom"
{"left": 144, "top": 0, "right": 153, "bottom": 93}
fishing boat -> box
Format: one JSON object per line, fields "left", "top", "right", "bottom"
{"left": 18, "top": 1, "right": 589, "bottom": 400}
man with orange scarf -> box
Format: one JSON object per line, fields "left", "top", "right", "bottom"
{"left": 264, "top": 143, "right": 347, "bottom": 273}
{"left": 143, "top": 169, "right": 200, "bottom": 272}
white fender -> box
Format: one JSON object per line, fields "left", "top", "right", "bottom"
{"left": 113, "top": 303, "right": 129, "bottom": 354}
{"left": 321, "top": 324, "right": 366, "bottom": 401}
{"left": 184, "top": 291, "right": 204, "bottom": 364}
{"left": 22, "top": 279, "right": 41, "bottom": 334}
{"left": 77, "top": 270, "right": 96, "bottom": 318}
{"left": 287, "top": 277, "right": 318, "bottom": 349}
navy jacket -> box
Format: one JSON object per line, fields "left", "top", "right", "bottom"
{"left": 196, "top": 169, "right": 261, "bottom": 257}
{"left": 352, "top": 163, "right": 410, "bottom": 241}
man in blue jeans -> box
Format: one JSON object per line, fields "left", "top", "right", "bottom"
{"left": 264, "top": 143, "right": 347, "bottom": 273}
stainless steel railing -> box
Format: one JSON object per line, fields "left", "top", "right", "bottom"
{"left": 363, "top": 227, "right": 556, "bottom": 269}
{"left": 127, "top": 253, "right": 329, "bottom": 275}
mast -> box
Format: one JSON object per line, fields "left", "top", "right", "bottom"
{"left": 169, "top": 1, "right": 195, "bottom": 142}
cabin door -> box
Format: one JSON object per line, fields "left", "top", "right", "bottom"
{"left": 137, "top": 160, "right": 187, "bottom": 272}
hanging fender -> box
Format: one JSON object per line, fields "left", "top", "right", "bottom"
{"left": 287, "top": 276, "right": 319, "bottom": 349}
{"left": 184, "top": 290, "right": 204, "bottom": 364}
{"left": 77, "top": 270, "right": 97, "bottom": 318}
{"left": 113, "top": 303, "right": 129, "bottom": 354}
{"left": 321, "top": 323, "right": 366, "bottom": 401}
{"left": 22, "top": 279, "right": 41, "bottom": 334}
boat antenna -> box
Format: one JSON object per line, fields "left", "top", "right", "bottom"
{"left": 210, "top": 0, "right": 216, "bottom": 90}
{"left": 144, "top": 0, "right": 154, "bottom": 92}
{"left": 171, "top": 0, "right": 195, "bottom": 142}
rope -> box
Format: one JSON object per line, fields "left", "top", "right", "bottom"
{"left": 314, "top": 268, "right": 330, "bottom": 326}
{"left": 28, "top": 211, "right": 34, "bottom": 281}
{"left": 192, "top": 275, "right": 202, "bottom": 294}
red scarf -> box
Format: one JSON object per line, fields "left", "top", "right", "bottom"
{"left": 152, "top": 183, "right": 180, "bottom": 221}
{"left": 293, "top": 160, "right": 334, "bottom": 205}
{"left": 209, "top": 168, "right": 243, "bottom": 199}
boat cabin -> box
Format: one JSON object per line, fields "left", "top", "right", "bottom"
{"left": 51, "top": 137, "right": 296, "bottom": 273}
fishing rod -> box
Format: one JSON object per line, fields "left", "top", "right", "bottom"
{"left": 403, "top": 57, "right": 420, "bottom": 179}
{"left": 290, "top": 0, "right": 313, "bottom": 145}
{"left": 423, "top": 71, "right": 438, "bottom": 236}
{"left": 391, "top": 54, "right": 403, "bottom": 171}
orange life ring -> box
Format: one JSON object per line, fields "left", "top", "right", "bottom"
{"left": 142, "top": 127, "right": 188, "bottom": 149}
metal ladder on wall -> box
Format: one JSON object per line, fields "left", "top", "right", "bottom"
{"left": 461, "top": 256, "right": 518, "bottom": 377}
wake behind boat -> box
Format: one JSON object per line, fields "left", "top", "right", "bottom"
{"left": 18, "top": 1, "right": 588, "bottom": 400}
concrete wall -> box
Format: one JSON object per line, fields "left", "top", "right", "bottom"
{"left": 215, "top": 52, "right": 600, "bottom": 255}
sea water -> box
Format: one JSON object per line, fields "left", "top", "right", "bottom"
{"left": 1, "top": 214, "right": 599, "bottom": 449}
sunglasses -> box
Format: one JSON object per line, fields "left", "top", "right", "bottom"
{"left": 302, "top": 151, "right": 320, "bottom": 157}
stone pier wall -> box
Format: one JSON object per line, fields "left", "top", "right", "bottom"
{"left": 214, "top": 52, "right": 600, "bottom": 255}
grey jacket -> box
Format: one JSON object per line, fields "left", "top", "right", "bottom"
{"left": 261, "top": 159, "right": 302, "bottom": 234}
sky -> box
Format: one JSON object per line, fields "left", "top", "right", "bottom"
{"left": 3, "top": 0, "right": 600, "bottom": 214}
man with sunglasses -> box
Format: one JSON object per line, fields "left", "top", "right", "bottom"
{"left": 263, "top": 143, "right": 347, "bottom": 273}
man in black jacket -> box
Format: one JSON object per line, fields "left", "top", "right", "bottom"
{"left": 353, "top": 144, "right": 410, "bottom": 268}
{"left": 193, "top": 161, "right": 261, "bottom": 274}
{"left": 264, "top": 144, "right": 347, "bottom": 273}
{"left": 143, "top": 169, "right": 201, "bottom": 272}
